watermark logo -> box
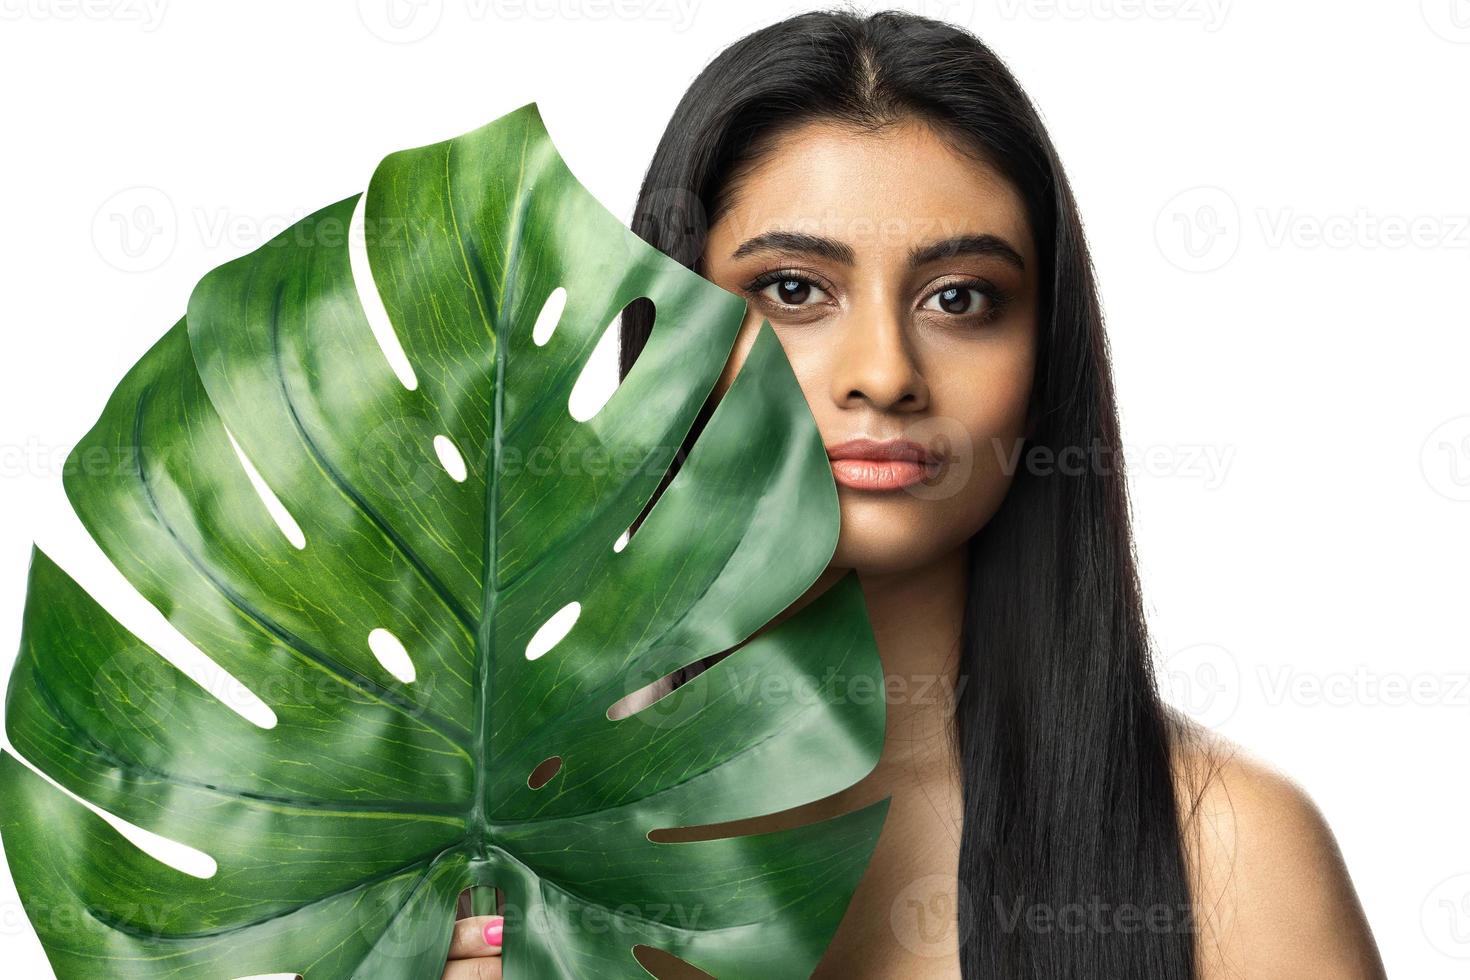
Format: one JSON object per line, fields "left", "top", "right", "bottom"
{"left": 989, "top": 436, "right": 1236, "bottom": 490}
{"left": 994, "top": 0, "right": 1230, "bottom": 32}
{"left": 0, "top": 0, "right": 168, "bottom": 30}
{"left": 993, "top": 895, "right": 1199, "bottom": 935}
{"left": 357, "top": 0, "right": 444, "bottom": 43}
{"left": 1161, "top": 642, "right": 1239, "bottom": 727}
{"left": 891, "top": 873, "right": 974, "bottom": 957}
{"left": 899, "top": 416, "right": 975, "bottom": 502}
{"left": 1421, "top": 415, "right": 1470, "bottom": 502}
{"left": 1257, "top": 208, "right": 1470, "bottom": 250}
{"left": 92, "top": 186, "right": 177, "bottom": 273}
{"left": 1257, "top": 664, "right": 1470, "bottom": 709}
{"left": 351, "top": 877, "right": 451, "bottom": 962}
{"left": 485, "top": 0, "right": 700, "bottom": 32}
{"left": 898, "top": 0, "right": 979, "bottom": 26}
{"left": 93, "top": 645, "right": 183, "bottom": 740}
{"left": 358, "top": 0, "right": 700, "bottom": 41}
{"left": 1155, "top": 186, "right": 1240, "bottom": 273}
{"left": 1159, "top": 188, "right": 1470, "bottom": 272}
{"left": 1423, "top": 872, "right": 1470, "bottom": 958}
{"left": 633, "top": 185, "right": 707, "bottom": 267}
{"left": 616, "top": 644, "right": 711, "bottom": 733}
{"left": 1422, "top": 0, "right": 1470, "bottom": 43}
{"left": 357, "top": 416, "right": 458, "bottom": 491}
{"left": 92, "top": 187, "right": 412, "bottom": 273}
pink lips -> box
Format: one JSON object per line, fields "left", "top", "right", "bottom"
{"left": 825, "top": 438, "right": 942, "bottom": 491}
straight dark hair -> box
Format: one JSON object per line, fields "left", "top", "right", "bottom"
{"left": 618, "top": 7, "right": 1201, "bottom": 977}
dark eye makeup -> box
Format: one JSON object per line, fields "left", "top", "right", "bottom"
{"left": 741, "top": 266, "right": 1011, "bottom": 326}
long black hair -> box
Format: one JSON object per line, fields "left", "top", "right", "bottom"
{"left": 618, "top": 8, "right": 1200, "bottom": 977}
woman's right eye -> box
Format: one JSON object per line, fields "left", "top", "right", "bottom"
{"left": 755, "top": 275, "right": 830, "bottom": 307}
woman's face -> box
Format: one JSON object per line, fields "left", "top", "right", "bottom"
{"left": 701, "top": 116, "right": 1040, "bottom": 576}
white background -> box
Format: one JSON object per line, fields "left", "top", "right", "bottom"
{"left": 1, "top": 1, "right": 1467, "bottom": 976}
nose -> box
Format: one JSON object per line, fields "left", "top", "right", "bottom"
{"left": 829, "top": 305, "right": 929, "bottom": 413}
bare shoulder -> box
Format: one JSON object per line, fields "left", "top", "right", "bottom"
{"left": 1164, "top": 709, "right": 1386, "bottom": 980}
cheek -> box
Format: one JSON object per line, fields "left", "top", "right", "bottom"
{"left": 937, "top": 345, "right": 1035, "bottom": 467}
{"left": 930, "top": 344, "right": 1036, "bottom": 521}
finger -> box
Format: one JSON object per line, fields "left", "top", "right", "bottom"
{"left": 442, "top": 957, "right": 503, "bottom": 980}
{"left": 446, "top": 914, "right": 504, "bottom": 960}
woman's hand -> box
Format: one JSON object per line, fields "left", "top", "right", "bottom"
{"left": 441, "top": 914, "right": 503, "bottom": 979}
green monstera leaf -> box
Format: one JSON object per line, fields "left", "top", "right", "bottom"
{"left": 0, "top": 103, "right": 889, "bottom": 978}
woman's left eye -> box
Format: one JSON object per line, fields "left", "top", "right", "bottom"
{"left": 922, "top": 284, "right": 991, "bottom": 317}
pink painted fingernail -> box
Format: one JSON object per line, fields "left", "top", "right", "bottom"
{"left": 483, "top": 917, "right": 503, "bottom": 947}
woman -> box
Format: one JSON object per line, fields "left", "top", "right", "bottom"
{"left": 445, "top": 8, "right": 1385, "bottom": 978}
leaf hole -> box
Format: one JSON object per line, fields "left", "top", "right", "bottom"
{"left": 527, "top": 755, "right": 562, "bottom": 789}
{"left": 568, "top": 299, "right": 642, "bottom": 423}
{"left": 606, "top": 671, "right": 677, "bottom": 721}
{"left": 8, "top": 752, "right": 218, "bottom": 878}
{"left": 646, "top": 788, "right": 838, "bottom": 844}
{"left": 606, "top": 652, "right": 726, "bottom": 722}
{"left": 531, "top": 285, "right": 568, "bottom": 346}
{"left": 367, "top": 627, "right": 416, "bottom": 684}
{"left": 348, "top": 192, "right": 418, "bottom": 390}
{"left": 633, "top": 944, "right": 716, "bottom": 978}
{"left": 433, "top": 434, "right": 468, "bottom": 482}
{"left": 525, "top": 601, "right": 580, "bottom": 661}
{"left": 455, "top": 885, "right": 505, "bottom": 918}
{"left": 224, "top": 426, "right": 305, "bottom": 550}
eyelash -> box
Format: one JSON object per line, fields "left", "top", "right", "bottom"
{"left": 744, "top": 268, "right": 1010, "bottom": 326}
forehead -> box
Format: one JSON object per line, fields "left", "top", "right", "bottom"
{"left": 710, "top": 117, "right": 1033, "bottom": 261}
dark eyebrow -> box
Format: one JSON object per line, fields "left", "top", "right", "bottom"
{"left": 730, "top": 230, "right": 855, "bottom": 265}
{"left": 909, "top": 233, "right": 1025, "bottom": 272}
{"left": 729, "top": 230, "right": 1025, "bottom": 272}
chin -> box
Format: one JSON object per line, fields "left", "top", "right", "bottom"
{"left": 826, "top": 472, "right": 1007, "bottom": 578}
{"left": 828, "top": 496, "right": 952, "bottom": 577}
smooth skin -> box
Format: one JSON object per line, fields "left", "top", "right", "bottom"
{"left": 445, "top": 116, "right": 1386, "bottom": 979}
